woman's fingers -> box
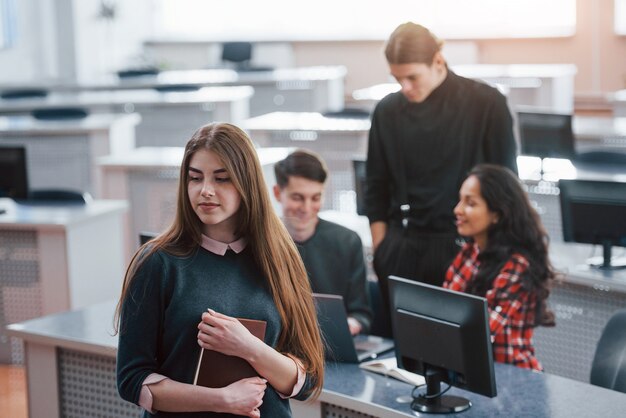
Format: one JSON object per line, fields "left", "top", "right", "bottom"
{"left": 207, "top": 308, "right": 232, "bottom": 320}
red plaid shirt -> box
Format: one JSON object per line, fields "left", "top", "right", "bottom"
{"left": 444, "top": 243, "right": 542, "bottom": 371}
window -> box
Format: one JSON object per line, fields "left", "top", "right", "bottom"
{"left": 156, "top": 0, "right": 576, "bottom": 41}
{"left": 0, "top": 0, "right": 16, "bottom": 49}
{"left": 616, "top": 0, "right": 626, "bottom": 35}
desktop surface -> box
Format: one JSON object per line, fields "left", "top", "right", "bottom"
{"left": 0, "top": 198, "right": 127, "bottom": 228}
{"left": 8, "top": 299, "right": 626, "bottom": 418}
{"left": 324, "top": 355, "right": 626, "bottom": 417}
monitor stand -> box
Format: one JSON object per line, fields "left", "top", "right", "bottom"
{"left": 588, "top": 241, "right": 626, "bottom": 270}
{"left": 410, "top": 367, "right": 470, "bottom": 414}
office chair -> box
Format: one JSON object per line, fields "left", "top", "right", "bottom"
{"left": 367, "top": 279, "right": 391, "bottom": 338}
{"left": 322, "top": 107, "right": 371, "bottom": 120}
{"left": 31, "top": 107, "right": 89, "bottom": 120}
{"left": 590, "top": 309, "right": 626, "bottom": 393}
{"left": 1, "top": 88, "right": 49, "bottom": 100}
{"left": 153, "top": 84, "right": 200, "bottom": 93}
{"left": 26, "top": 189, "right": 91, "bottom": 205}
{"left": 117, "top": 67, "right": 160, "bottom": 78}
{"left": 574, "top": 150, "right": 626, "bottom": 166}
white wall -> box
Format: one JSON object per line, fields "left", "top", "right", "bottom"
{"left": 0, "top": 0, "right": 622, "bottom": 96}
{"left": 0, "top": 0, "right": 59, "bottom": 82}
{"left": 0, "top": 0, "right": 154, "bottom": 84}
{"left": 72, "top": 0, "right": 156, "bottom": 82}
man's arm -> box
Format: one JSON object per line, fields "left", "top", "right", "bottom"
{"left": 365, "top": 105, "right": 392, "bottom": 229}
{"left": 484, "top": 92, "right": 518, "bottom": 174}
{"left": 370, "top": 221, "right": 387, "bottom": 253}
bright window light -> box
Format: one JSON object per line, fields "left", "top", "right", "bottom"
{"left": 616, "top": 0, "right": 626, "bottom": 35}
{"left": 156, "top": 0, "right": 576, "bottom": 41}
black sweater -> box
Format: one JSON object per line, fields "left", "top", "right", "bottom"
{"left": 117, "top": 247, "right": 312, "bottom": 417}
{"left": 296, "top": 218, "right": 372, "bottom": 332}
{"left": 365, "top": 70, "right": 517, "bottom": 233}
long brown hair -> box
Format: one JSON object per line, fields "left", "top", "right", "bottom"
{"left": 464, "top": 164, "right": 556, "bottom": 327}
{"left": 385, "top": 22, "right": 444, "bottom": 65}
{"left": 114, "top": 123, "right": 324, "bottom": 397}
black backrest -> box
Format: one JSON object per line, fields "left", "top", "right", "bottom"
{"left": 31, "top": 107, "right": 88, "bottom": 120}
{"left": 590, "top": 309, "right": 626, "bottom": 393}
{"left": 1, "top": 88, "right": 48, "bottom": 100}
{"left": 26, "top": 189, "right": 89, "bottom": 205}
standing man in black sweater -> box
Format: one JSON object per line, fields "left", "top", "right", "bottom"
{"left": 366, "top": 22, "right": 517, "bottom": 336}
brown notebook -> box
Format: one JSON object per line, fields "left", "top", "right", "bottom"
{"left": 193, "top": 318, "right": 267, "bottom": 388}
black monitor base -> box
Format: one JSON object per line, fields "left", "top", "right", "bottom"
{"left": 588, "top": 257, "right": 626, "bottom": 270}
{"left": 411, "top": 394, "right": 470, "bottom": 414}
{"left": 410, "top": 367, "right": 471, "bottom": 414}
{"left": 588, "top": 241, "right": 626, "bottom": 270}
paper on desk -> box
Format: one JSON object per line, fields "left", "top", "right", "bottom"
{"left": 359, "top": 357, "right": 425, "bottom": 387}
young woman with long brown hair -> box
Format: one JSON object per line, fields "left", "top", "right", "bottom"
{"left": 445, "top": 164, "right": 556, "bottom": 371}
{"left": 115, "top": 123, "right": 324, "bottom": 417}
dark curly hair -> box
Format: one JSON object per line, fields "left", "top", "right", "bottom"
{"left": 464, "top": 164, "right": 556, "bottom": 327}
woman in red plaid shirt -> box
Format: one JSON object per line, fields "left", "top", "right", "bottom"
{"left": 444, "top": 164, "right": 556, "bottom": 371}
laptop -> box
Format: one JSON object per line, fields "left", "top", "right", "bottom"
{"left": 313, "top": 293, "right": 394, "bottom": 363}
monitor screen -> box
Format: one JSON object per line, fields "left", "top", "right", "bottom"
{"left": 388, "top": 276, "right": 496, "bottom": 414}
{"left": 559, "top": 179, "right": 626, "bottom": 269}
{"left": 517, "top": 111, "right": 575, "bottom": 160}
{"left": 0, "top": 146, "right": 28, "bottom": 199}
{"left": 139, "top": 232, "right": 157, "bottom": 246}
{"left": 352, "top": 159, "right": 366, "bottom": 216}
{"left": 221, "top": 42, "right": 252, "bottom": 64}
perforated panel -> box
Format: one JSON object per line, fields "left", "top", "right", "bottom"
{"left": 524, "top": 180, "right": 563, "bottom": 242}
{"left": 264, "top": 131, "right": 368, "bottom": 211}
{"left": 128, "top": 169, "right": 179, "bottom": 240}
{"left": 134, "top": 104, "right": 214, "bottom": 147}
{"left": 0, "top": 230, "right": 41, "bottom": 364}
{"left": 533, "top": 281, "right": 626, "bottom": 383}
{"left": 322, "top": 403, "right": 378, "bottom": 418}
{"left": 58, "top": 349, "right": 142, "bottom": 418}
{"left": 0, "top": 135, "right": 93, "bottom": 194}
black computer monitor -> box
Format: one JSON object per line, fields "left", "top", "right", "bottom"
{"left": 0, "top": 146, "right": 29, "bottom": 199}
{"left": 352, "top": 159, "right": 366, "bottom": 216}
{"left": 139, "top": 231, "right": 157, "bottom": 246}
{"left": 517, "top": 111, "right": 576, "bottom": 160}
{"left": 221, "top": 42, "right": 252, "bottom": 68}
{"left": 388, "top": 276, "right": 497, "bottom": 414}
{"left": 559, "top": 179, "right": 626, "bottom": 269}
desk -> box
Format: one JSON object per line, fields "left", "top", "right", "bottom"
{"left": 0, "top": 87, "right": 253, "bottom": 147}
{"left": 609, "top": 89, "right": 626, "bottom": 117}
{"left": 0, "top": 114, "right": 140, "bottom": 197}
{"left": 243, "top": 112, "right": 370, "bottom": 212}
{"left": 481, "top": 156, "right": 625, "bottom": 383}
{"left": 7, "top": 300, "right": 626, "bottom": 418}
{"left": 517, "top": 156, "right": 626, "bottom": 242}
{"left": 352, "top": 64, "right": 577, "bottom": 113}
{"left": 572, "top": 116, "right": 626, "bottom": 152}
{"left": 78, "top": 66, "right": 346, "bottom": 117}
{"left": 0, "top": 199, "right": 127, "bottom": 365}
{"left": 97, "top": 146, "right": 290, "bottom": 259}
{"left": 320, "top": 209, "right": 626, "bottom": 386}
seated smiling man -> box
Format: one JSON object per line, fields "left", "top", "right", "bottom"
{"left": 274, "top": 149, "right": 372, "bottom": 335}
